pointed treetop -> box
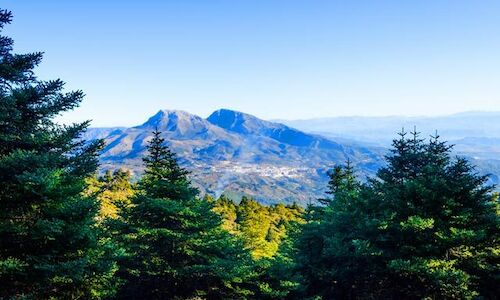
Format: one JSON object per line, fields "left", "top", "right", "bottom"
{"left": 140, "top": 129, "right": 197, "bottom": 199}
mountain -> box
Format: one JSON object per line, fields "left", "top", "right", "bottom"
{"left": 208, "top": 109, "right": 345, "bottom": 149}
{"left": 453, "top": 137, "right": 500, "bottom": 160}
{"left": 86, "top": 109, "right": 500, "bottom": 203}
{"left": 82, "top": 127, "right": 126, "bottom": 141}
{"left": 278, "top": 111, "right": 500, "bottom": 187}
{"left": 88, "top": 109, "right": 385, "bottom": 205}
{"left": 277, "top": 111, "right": 500, "bottom": 145}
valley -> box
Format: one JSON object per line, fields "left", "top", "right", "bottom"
{"left": 86, "top": 109, "right": 500, "bottom": 204}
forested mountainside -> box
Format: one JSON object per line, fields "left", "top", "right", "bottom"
{"left": 85, "top": 109, "right": 385, "bottom": 205}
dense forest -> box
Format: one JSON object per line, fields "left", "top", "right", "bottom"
{"left": 1, "top": 9, "right": 499, "bottom": 299}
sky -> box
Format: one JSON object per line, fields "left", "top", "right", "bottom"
{"left": 3, "top": 0, "right": 500, "bottom": 127}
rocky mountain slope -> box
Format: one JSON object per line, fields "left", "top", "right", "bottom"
{"left": 86, "top": 109, "right": 385, "bottom": 204}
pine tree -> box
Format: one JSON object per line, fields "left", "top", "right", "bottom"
{"left": 252, "top": 204, "right": 305, "bottom": 299}
{"left": 320, "top": 159, "right": 357, "bottom": 205}
{"left": 214, "top": 195, "right": 304, "bottom": 260}
{"left": 212, "top": 194, "right": 239, "bottom": 234}
{"left": 116, "top": 130, "right": 254, "bottom": 299}
{"left": 296, "top": 161, "right": 368, "bottom": 298}
{"left": 368, "top": 131, "right": 500, "bottom": 299}
{"left": 296, "top": 131, "right": 500, "bottom": 299}
{"left": 140, "top": 129, "right": 196, "bottom": 200}
{"left": 0, "top": 9, "right": 117, "bottom": 299}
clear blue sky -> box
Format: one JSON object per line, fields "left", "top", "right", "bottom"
{"left": 3, "top": 0, "right": 500, "bottom": 126}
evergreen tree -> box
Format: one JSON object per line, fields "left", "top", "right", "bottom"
{"left": 92, "top": 169, "right": 135, "bottom": 220}
{"left": 212, "top": 194, "right": 239, "bottom": 234}
{"left": 141, "top": 130, "right": 196, "bottom": 200}
{"left": 214, "top": 195, "right": 304, "bottom": 260}
{"left": 296, "top": 130, "right": 500, "bottom": 299}
{"left": 0, "top": 9, "right": 117, "bottom": 299}
{"left": 237, "top": 197, "right": 276, "bottom": 259}
{"left": 116, "top": 130, "right": 254, "bottom": 299}
{"left": 252, "top": 212, "right": 304, "bottom": 299}
{"left": 319, "top": 159, "right": 357, "bottom": 205}
{"left": 296, "top": 162, "right": 368, "bottom": 298}
{"left": 213, "top": 196, "right": 305, "bottom": 298}
{"left": 366, "top": 131, "right": 500, "bottom": 299}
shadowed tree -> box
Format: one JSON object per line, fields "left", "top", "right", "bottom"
{"left": 115, "top": 130, "right": 255, "bottom": 299}
{"left": 0, "top": 9, "right": 117, "bottom": 299}
{"left": 296, "top": 130, "right": 500, "bottom": 299}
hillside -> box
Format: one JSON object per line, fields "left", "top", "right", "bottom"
{"left": 87, "top": 109, "right": 385, "bottom": 204}
{"left": 84, "top": 110, "right": 500, "bottom": 202}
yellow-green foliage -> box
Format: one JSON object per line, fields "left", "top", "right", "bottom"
{"left": 493, "top": 192, "right": 500, "bottom": 215}
{"left": 87, "top": 169, "right": 135, "bottom": 220}
{"left": 210, "top": 195, "right": 239, "bottom": 234}
{"left": 213, "top": 195, "right": 304, "bottom": 259}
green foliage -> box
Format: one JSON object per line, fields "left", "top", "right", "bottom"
{"left": 296, "top": 130, "right": 500, "bottom": 299}
{"left": 2, "top": 8, "right": 498, "bottom": 299}
{"left": 114, "top": 130, "right": 256, "bottom": 299}
{"left": 0, "top": 10, "right": 118, "bottom": 299}
{"left": 214, "top": 195, "right": 304, "bottom": 259}
{"left": 0, "top": 9, "right": 118, "bottom": 299}
{"left": 253, "top": 220, "right": 304, "bottom": 299}
{"left": 212, "top": 195, "right": 305, "bottom": 298}
{"left": 87, "top": 169, "right": 135, "bottom": 220}
{"left": 140, "top": 130, "right": 197, "bottom": 200}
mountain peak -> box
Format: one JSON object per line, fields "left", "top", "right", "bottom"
{"left": 88, "top": 107, "right": 384, "bottom": 203}
{"left": 136, "top": 109, "right": 208, "bottom": 134}
{"left": 208, "top": 109, "right": 343, "bottom": 149}
{"left": 207, "top": 108, "right": 267, "bottom": 134}
{"left": 156, "top": 109, "right": 195, "bottom": 120}
{"left": 210, "top": 108, "right": 249, "bottom": 118}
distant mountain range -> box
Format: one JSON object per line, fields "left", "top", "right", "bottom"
{"left": 278, "top": 111, "right": 500, "bottom": 188}
{"left": 84, "top": 109, "right": 385, "bottom": 205}
{"left": 85, "top": 110, "right": 500, "bottom": 204}
{"left": 277, "top": 111, "right": 500, "bottom": 146}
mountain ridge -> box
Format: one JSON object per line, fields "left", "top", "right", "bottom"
{"left": 86, "top": 108, "right": 385, "bottom": 204}
{"left": 85, "top": 108, "right": 500, "bottom": 203}
{"left": 208, "top": 109, "right": 345, "bottom": 150}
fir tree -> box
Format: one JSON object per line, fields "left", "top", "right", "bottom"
{"left": 140, "top": 129, "right": 197, "bottom": 200}
{"left": 368, "top": 131, "right": 500, "bottom": 299}
{"left": 213, "top": 195, "right": 304, "bottom": 260}
{"left": 296, "top": 131, "right": 500, "bottom": 299}
{"left": 116, "top": 130, "right": 254, "bottom": 299}
{"left": 296, "top": 162, "right": 367, "bottom": 298}
{"left": 320, "top": 159, "right": 357, "bottom": 205}
{"left": 0, "top": 9, "right": 117, "bottom": 299}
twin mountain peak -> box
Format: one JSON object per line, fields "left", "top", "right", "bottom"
{"left": 87, "top": 109, "right": 382, "bottom": 204}
{"left": 133, "top": 108, "right": 343, "bottom": 150}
